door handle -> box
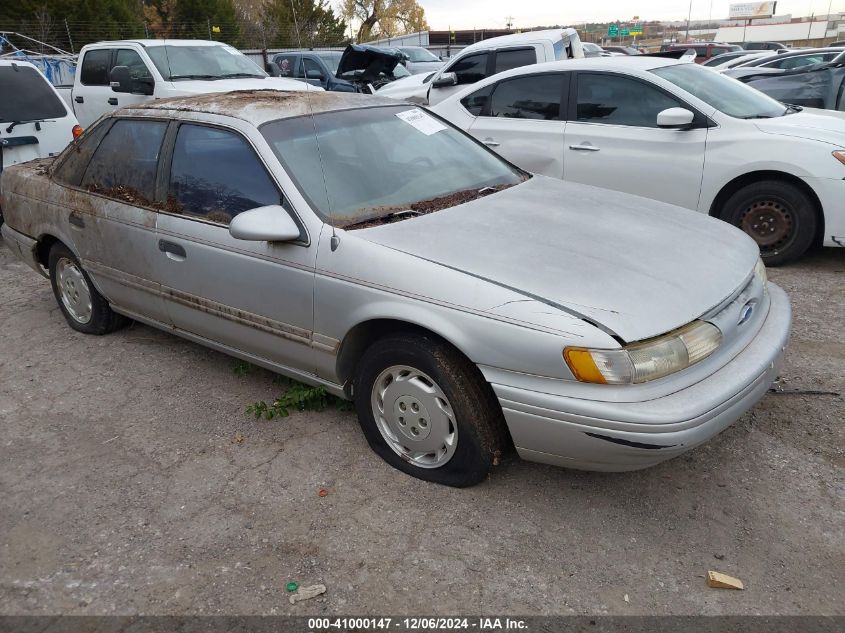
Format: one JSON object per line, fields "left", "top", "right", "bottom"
{"left": 569, "top": 144, "right": 600, "bottom": 152}
{"left": 483, "top": 139, "right": 501, "bottom": 147}
{"left": 74, "top": 96, "right": 84, "bottom": 104}
{"left": 158, "top": 239, "right": 186, "bottom": 260}
{"left": 107, "top": 97, "right": 118, "bottom": 106}
{"left": 68, "top": 211, "right": 85, "bottom": 228}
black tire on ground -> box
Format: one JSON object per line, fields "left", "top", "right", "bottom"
{"left": 719, "top": 180, "right": 817, "bottom": 266}
{"left": 353, "top": 332, "right": 508, "bottom": 487}
{"left": 48, "top": 242, "right": 128, "bottom": 335}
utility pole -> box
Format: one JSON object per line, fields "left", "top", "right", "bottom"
{"left": 505, "top": 16, "right": 515, "bottom": 30}
{"left": 207, "top": 18, "right": 212, "bottom": 40}
{"left": 685, "top": 0, "right": 693, "bottom": 41}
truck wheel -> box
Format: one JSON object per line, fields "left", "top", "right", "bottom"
{"left": 48, "top": 243, "right": 127, "bottom": 335}
{"left": 353, "top": 332, "right": 507, "bottom": 487}
{"left": 720, "top": 180, "right": 817, "bottom": 266}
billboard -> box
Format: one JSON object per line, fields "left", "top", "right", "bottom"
{"left": 729, "top": 2, "right": 777, "bottom": 19}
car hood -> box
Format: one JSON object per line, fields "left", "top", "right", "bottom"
{"left": 169, "top": 76, "right": 317, "bottom": 94}
{"left": 376, "top": 71, "right": 430, "bottom": 94}
{"left": 357, "top": 177, "right": 758, "bottom": 343}
{"left": 754, "top": 108, "right": 845, "bottom": 145}
{"left": 337, "top": 44, "right": 402, "bottom": 79}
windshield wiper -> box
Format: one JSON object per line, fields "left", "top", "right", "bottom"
{"left": 343, "top": 208, "right": 420, "bottom": 229}
{"left": 167, "top": 74, "right": 221, "bottom": 81}
{"left": 5, "top": 119, "right": 48, "bottom": 133}
{"left": 217, "top": 73, "right": 265, "bottom": 79}
{"left": 739, "top": 114, "right": 774, "bottom": 119}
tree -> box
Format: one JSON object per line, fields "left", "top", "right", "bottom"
{"left": 168, "top": 0, "right": 242, "bottom": 45}
{"left": 340, "top": 0, "right": 428, "bottom": 42}
{"left": 263, "top": 0, "right": 348, "bottom": 47}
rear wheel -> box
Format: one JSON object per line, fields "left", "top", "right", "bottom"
{"left": 720, "top": 180, "right": 817, "bottom": 266}
{"left": 353, "top": 332, "right": 507, "bottom": 487}
{"left": 48, "top": 243, "right": 128, "bottom": 335}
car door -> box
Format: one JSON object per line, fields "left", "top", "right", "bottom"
{"left": 108, "top": 48, "right": 156, "bottom": 108}
{"left": 301, "top": 57, "right": 328, "bottom": 88}
{"left": 274, "top": 53, "right": 301, "bottom": 80}
{"left": 74, "top": 48, "right": 117, "bottom": 127}
{"left": 428, "top": 51, "right": 489, "bottom": 106}
{"left": 466, "top": 72, "right": 568, "bottom": 178}
{"left": 63, "top": 117, "right": 171, "bottom": 323}
{"left": 562, "top": 71, "right": 708, "bottom": 210}
{"left": 154, "top": 122, "right": 317, "bottom": 371}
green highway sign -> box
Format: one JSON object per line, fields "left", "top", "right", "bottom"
{"left": 621, "top": 28, "right": 630, "bottom": 36}
{"left": 607, "top": 24, "right": 619, "bottom": 36}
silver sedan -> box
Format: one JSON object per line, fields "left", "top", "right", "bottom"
{"left": 0, "top": 91, "right": 791, "bottom": 487}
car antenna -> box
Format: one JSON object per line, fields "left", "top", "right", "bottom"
{"left": 162, "top": 37, "right": 173, "bottom": 81}
{"left": 290, "top": 0, "right": 339, "bottom": 251}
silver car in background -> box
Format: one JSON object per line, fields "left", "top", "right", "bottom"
{"left": 0, "top": 91, "right": 791, "bottom": 487}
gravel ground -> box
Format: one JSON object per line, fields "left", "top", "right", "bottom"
{"left": 0, "top": 241, "right": 842, "bottom": 616}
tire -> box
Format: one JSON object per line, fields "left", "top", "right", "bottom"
{"left": 353, "top": 332, "right": 507, "bottom": 487}
{"left": 48, "top": 242, "right": 128, "bottom": 335}
{"left": 720, "top": 180, "right": 817, "bottom": 266}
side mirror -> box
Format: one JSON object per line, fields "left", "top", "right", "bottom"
{"left": 657, "top": 107, "right": 695, "bottom": 129}
{"left": 305, "top": 69, "right": 325, "bottom": 80}
{"left": 432, "top": 71, "right": 457, "bottom": 88}
{"left": 109, "top": 66, "right": 132, "bottom": 93}
{"left": 266, "top": 61, "right": 282, "bottom": 77}
{"left": 228, "top": 205, "right": 301, "bottom": 242}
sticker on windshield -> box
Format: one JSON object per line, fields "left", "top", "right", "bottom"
{"left": 395, "top": 109, "right": 447, "bottom": 135}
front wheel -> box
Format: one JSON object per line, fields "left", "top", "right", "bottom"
{"left": 353, "top": 333, "right": 507, "bottom": 487}
{"left": 720, "top": 180, "right": 817, "bottom": 266}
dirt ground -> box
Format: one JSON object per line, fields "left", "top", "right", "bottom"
{"left": 0, "top": 241, "right": 842, "bottom": 616}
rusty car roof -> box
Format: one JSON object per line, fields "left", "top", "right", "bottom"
{"left": 124, "top": 90, "right": 405, "bottom": 126}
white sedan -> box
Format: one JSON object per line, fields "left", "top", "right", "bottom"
{"left": 432, "top": 57, "right": 845, "bottom": 264}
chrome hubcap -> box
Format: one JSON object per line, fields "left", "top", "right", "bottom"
{"left": 371, "top": 365, "right": 457, "bottom": 469}
{"left": 56, "top": 258, "right": 92, "bottom": 324}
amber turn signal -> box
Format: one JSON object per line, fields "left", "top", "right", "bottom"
{"left": 72, "top": 125, "right": 84, "bottom": 140}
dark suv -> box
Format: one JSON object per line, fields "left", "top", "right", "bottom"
{"left": 660, "top": 42, "right": 742, "bottom": 63}
{"left": 272, "top": 50, "right": 355, "bottom": 92}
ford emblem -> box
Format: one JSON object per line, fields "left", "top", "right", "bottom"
{"left": 738, "top": 302, "right": 754, "bottom": 325}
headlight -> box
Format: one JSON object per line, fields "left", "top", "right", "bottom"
{"left": 564, "top": 320, "right": 722, "bottom": 384}
{"left": 833, "top": 150, "right": 845, "bottom": 166}
{"left": 754, "top": 257, "right": 767, "bottom": 287}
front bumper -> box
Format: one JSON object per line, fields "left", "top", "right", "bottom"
{"left": 492, "top": 283, "right": 792, "bottom": 472}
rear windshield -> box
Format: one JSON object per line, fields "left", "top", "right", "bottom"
{"left": 0, "top": 64, "right": 67, "bottom": 123}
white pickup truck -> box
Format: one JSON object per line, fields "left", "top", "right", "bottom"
{"left": 377, "top": 29, "right": 585, "bottom": 106}
{"left": 57, "top": 39, "right": 317, "bottom": 127}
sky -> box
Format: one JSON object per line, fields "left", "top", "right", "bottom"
{"left": 418, "top": 0, "right": 845, "bottom": 30}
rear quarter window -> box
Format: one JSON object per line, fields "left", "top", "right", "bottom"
{"left": 0, "top": 65, "right": 68, "bottom": 122}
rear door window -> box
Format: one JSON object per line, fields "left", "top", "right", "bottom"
{"left": 494, "top": 48, "right": 537, "bottom": 73}
{"left": 450, "top": 52, "right": 488, "bottom": 85}
{"left": 0, "top": 64, "right": 68, "bottom": 122}
{"left": 80, "top": 49, "right": 112, "bottom": 86}
{"left": 166, "top": 124, "right": 280, "bottom": 225}
{"left": 81, "top": 119, "right": 167, "bottom": 205}
{"left": 489, "top": 74, "right": 565, "bottom": 120}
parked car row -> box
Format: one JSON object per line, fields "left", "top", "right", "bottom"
{"left": 432, "top": 57, "right": 845, "bottom": 265}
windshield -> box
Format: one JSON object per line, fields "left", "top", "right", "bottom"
{"left": 261, "top": 105, "right": 524, "bottom": 226}
{"left": 0, "top": 65, "right": 67, "bottom": 122}
{"left": 400, "top": 47, "right": 440, "bottom": 63}
{"left": 147, "top": 45, "right": 266, "bottom": 80}
{"left": 315, "top": 51, "right": 342, "bottom": 73}
{"left": 651, "top": 63, "right": 787, "bottom": 118}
